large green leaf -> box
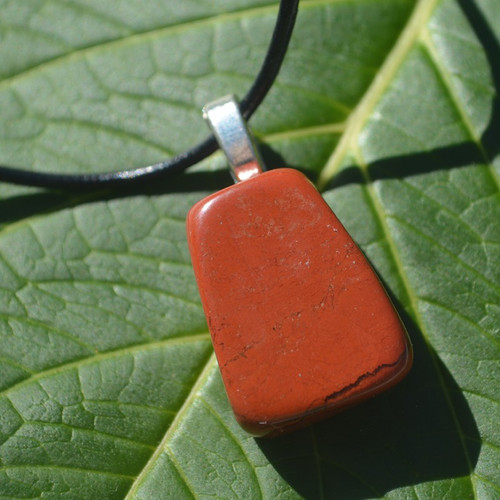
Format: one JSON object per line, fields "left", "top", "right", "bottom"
{"left": 0, "top": 0, "right": 498, "bottom": 498}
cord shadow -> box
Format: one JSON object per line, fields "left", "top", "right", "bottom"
{"left": 0, "top": 136, "right": 481, "bottom": 227}
{"left": 0, "top": 191, "right": 69, "bottom": 225}
{"left": 0, "top": 168, "right": 235, "bottom": 226}
{"left": 327, "top": 141, "right": 481, "bottom": 190}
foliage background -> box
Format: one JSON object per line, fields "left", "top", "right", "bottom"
{"left": 0, "top": 0, "right": 498, "bottom": 498}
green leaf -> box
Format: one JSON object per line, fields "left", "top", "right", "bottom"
{"left": 0, "top": 0, "right": 498, "bottom": 498}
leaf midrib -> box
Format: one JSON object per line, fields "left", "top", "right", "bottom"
{"left": 317, "top": 0, "right": 441, "bottom": 190}
{"left": 328, "top": 1, "right": 485, "bottom": 490}
{"left": 353, "top": 139, "right": 480, "bottom": 500}
{"left": 359, "top": 170, "right": 480, "bottom": 499}
{"left": 124, "top": 353, "right": 217, "bottom": 499}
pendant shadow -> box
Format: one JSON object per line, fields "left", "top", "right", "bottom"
{"left": 257, "top": 7, "right": 497, "bottom": 493}
{"left": 256, "top": 297, "right": 481, "bottom": 499}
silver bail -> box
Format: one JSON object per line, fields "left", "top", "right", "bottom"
{"left": 203, "top": 95, "right": 265, "bottom": 183}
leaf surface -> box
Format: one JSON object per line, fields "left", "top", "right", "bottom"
{"left": 0, "top": 0, "right": 498, "bottom": 498}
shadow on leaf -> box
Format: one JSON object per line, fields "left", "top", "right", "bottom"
{"left": 324, "top": 0, "right": 500, "bottom": 192}
{"left": 257, "top": 299, "right": 481, "bottom": 499}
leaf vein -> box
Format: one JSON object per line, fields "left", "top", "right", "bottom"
{"left": 124, "top": 354, "right": 216, "bottom": 499}
{"left": 0, "top": 333, "right": 210, "bottom": 399}
{"left": 421, "top": 28, "right": 500, "bottom": 192}
{"left": 318, "top": 0, "right": 441, "bottom": 188}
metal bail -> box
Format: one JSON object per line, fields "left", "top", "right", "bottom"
{"left": 203, "top": 95, "right": 265, "bottom": 183}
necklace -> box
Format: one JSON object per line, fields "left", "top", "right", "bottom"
{"left": 0, "top": 0, "right": 412, "bottom": 437}
{"left": 189, "top": 95, "right": 412, "bottom": 436}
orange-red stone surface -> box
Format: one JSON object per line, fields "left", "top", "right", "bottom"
{"left": 187, "top": 169, "right": 412, "bottom": 436}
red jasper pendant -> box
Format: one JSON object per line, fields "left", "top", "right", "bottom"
{"left": 187, "top": 97, "right": 412, "bottom": 437}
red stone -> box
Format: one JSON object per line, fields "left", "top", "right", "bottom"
{"left": 187, "top": 168, "right": 412, "bottom": 436}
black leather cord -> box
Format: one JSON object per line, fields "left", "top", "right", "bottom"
{"left": 0, "top": 0, "right": 299, "bottom": 190}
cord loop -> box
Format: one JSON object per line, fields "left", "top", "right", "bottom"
{"left": 0, "top": 0, "right": 299, "bottom": 190}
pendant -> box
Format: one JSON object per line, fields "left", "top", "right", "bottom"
{"left": 186, "top": 96, "right": 412, "bottom": 437}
